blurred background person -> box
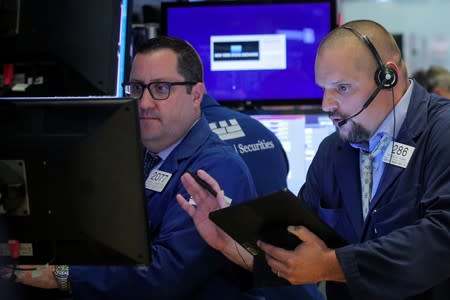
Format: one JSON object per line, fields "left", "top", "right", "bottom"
{"left": 428, "top": 70, "right": 450, "bottom": 99}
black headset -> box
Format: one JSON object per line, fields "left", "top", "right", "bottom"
{"left": 342, "top": 26, "right": 397, "bottom": 89}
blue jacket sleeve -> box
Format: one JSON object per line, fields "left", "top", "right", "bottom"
{"left": 68, "top": 150, "right": 257, "bottom": 299}
{"left": 334, "top": 115, "right": 450, "bottom": 300}
{"left": 300, "top": 99, "right": 450, "bottom": 299}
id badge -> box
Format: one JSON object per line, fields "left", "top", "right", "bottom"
{"left": 145, "top": 169, "right": 172, "bottom": 192}
{"left": 382, "top": 141, "right": 415, "bottom": 168}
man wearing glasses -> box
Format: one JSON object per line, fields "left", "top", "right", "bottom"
{"left": 9, "top": 37, "right": 258, "bottom": 299}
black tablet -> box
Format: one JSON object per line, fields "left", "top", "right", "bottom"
{"left": 209, "top": 189, "right": 347, "bottom": 260}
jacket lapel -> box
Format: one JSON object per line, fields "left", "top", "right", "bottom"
{"left": 335, "top": 141, "right": 365, "bottom": 238}
{"left": 369, "top": 83, "right": 431, "bottom": 217}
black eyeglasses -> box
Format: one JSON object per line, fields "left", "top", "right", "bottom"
{"left": 122, "top": 81, "right": 197, "bottom": 101}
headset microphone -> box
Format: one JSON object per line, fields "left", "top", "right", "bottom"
{"left": 337, "top": 79, "right": 385, "bottom": 127}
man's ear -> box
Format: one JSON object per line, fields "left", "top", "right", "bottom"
{"left": 191, "top": 82, "right": 206, "bottom": 104}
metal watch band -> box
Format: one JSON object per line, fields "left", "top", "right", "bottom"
{"left": 53, "top": 265, "right": 70, "bottom": 291}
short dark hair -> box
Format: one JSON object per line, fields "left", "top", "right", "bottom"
{"left": 135, "top": 36, "right": 204, "bottom": 86}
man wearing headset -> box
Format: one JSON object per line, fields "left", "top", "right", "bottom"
{"left": 177, "top": 20, "right": 450, "bottom": 300}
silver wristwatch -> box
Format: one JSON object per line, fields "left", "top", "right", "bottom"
{"left": 53, "top": 265, "right": 70, "bottom": 291}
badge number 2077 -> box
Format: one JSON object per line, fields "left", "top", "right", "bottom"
{"left": 146, "top": 170, "right": 172, "bottom": 192}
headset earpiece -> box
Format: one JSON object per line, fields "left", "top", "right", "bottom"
{"left": 343, "top": 26, "right": 398, "bottom": 89}
{"left": 375, "top": 66, "right": 397, "bottom": 89}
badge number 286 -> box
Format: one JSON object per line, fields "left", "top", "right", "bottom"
{"left": 383, "top": 141, "right": 415, "bottom": 168}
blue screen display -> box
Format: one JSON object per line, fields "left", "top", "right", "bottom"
{"left": 161, "top": 1, "right": 336, "bottom": 106}
{"left": 250, "top": 112, "right": 335, "bottom": 193}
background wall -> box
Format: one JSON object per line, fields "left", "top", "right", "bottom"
{"left": 131, "top": 0, "right": 450, "bottom": 75}
{"left": 340, "top": 0, "right": 450, "bottom": 74}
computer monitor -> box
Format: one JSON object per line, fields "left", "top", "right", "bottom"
{"left": 0, "top": 98, "right": 150, "bottom": 265}
{"left": 250, "top": 111, "right": 336, "bottom": 194}
{"left": 161, "top": 0, "right": 337, "bottom": 107}
{"left": 0, "top": 0, "right": 131, "bottom": 97}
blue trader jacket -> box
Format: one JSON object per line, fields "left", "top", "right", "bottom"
{"left": 301, "top": 82, "right": 450, "bottom": 299}
{"left": 68, "top": 116, "right": 258, "bottom": 299}
{"left": 201, "top": 95, "right": 289, "bottom": 197}
{"left": 202, "top": 95, "right": 324, "bottom": 300}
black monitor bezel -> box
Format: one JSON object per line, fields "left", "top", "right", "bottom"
{"left": 0, "top": 97, "right": 150, "bottom": 265}
{"left": 160, "top": 0, "right": 338, "bottom": 109}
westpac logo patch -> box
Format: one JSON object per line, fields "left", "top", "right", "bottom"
{"left": 209, "top": 118, "right": 245, "bottom": 141}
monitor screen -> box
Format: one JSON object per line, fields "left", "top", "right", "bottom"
{"left": 161, "top": 0, "right": 337, "bottom": 107}
{"left": 0, "top": 98, "right": 150, "bottom": 265}
{"left": 250, "top": 111, "right": 336, "bottom": 194}
{"left": 0, "top": 0, "right": 131, "bottom": 97}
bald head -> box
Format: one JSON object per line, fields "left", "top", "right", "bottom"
{"left": 318, "top": 20, "right": 404, "bottom": 78}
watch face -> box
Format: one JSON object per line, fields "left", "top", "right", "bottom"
{"left": 54, "top": 265, "right": 69, "bottom": 277}
{"left": 53, "top": 265, "right": 70, "bottom": 291}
